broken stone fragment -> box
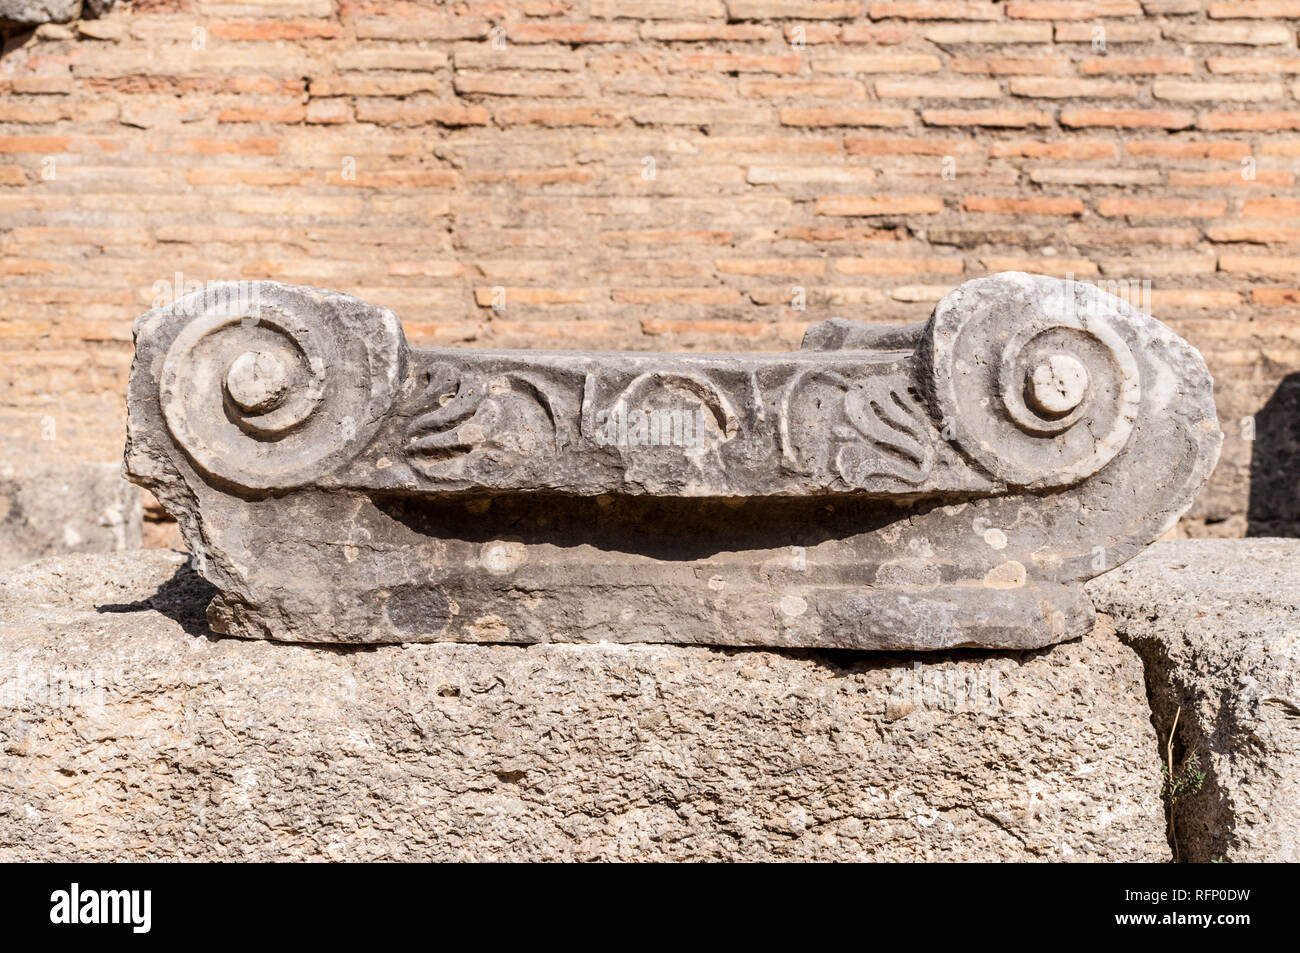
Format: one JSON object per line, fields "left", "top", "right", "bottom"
{"left": 124, "top": 273, "right": 1221, "bottom": 648}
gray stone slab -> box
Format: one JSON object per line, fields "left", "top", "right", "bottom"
{"left": 124, "top": 273, "right": 1220, "bottom": 648}
{"left": 1089, "top": 538, "right": 1300, "bottom": 863}
{"left": 0, "top": 550, "right": 1169, "bottom": 861}
{"left": 0, "top": 460, "right": 142, "bottom": 571}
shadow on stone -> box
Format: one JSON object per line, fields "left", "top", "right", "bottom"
{"left": 1248, "top": 370, "right": 1300, "bottom": 537}
{"left": 375, "top": 490, "right": 918, "bottom": 561}
{"left": 799, "top": 642, "right": 1050, "bottom": 678}
{"left": 96, "top": 559, "right": 217, "bottom": 639}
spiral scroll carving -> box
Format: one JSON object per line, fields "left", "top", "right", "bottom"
{"left": 159, "top": 283, "right": 405, "bottom": 491}
{"left": 924, "top": 272, "right": 1142, "bottom": 490}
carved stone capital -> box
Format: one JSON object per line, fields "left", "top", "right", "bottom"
{"left": 125, "top": 273, "right": 1221, "bottom": 649}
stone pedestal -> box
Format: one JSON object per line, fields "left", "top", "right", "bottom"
{"left": 0, "top": 550, "right": 1168, "bottom": 861}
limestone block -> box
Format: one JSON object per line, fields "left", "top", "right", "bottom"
{"left": 0, "top": 461, "right": 142, "bottom": 571}
{"left": 1089, "top": 539, "right": 1300, "bottom": 863}
{"left": 0, "top": 550, "right": 1169, "bottom": 861}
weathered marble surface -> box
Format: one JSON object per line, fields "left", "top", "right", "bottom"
{"left": 1089, "top": 539, "right": 1300, "bottom": 863}
{"left": 124, "top": 273, "right": 1220, "bottom": 648}
{"left": 0, "top": 550, "right": 1168, "bottom": 861}
{"left": 0, "top": 461, "right": 142, "bottom": 571}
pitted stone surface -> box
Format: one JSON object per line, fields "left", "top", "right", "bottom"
{"left": 0, "top": 461, "right": 142, "bottom": 571}
{"left": 0, "top": 551, "right": 1169, "bottom": 861}
{"left": 1088, "top": 539, "right": 1300, "bottom": 863}
{"left": 124, "top": 274, "right": 1220, "bottom": 648}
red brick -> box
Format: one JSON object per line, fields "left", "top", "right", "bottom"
{"left": 963, "top": 197, "right": 1086, "bottom": 215}
{"left": 1007, "top": 1, "right": 1140, "bottom": 17}
{"left": 990, "top": 140, "right": 1118, "bottom": 158}
{"left": 1169, "top": 170, "right": 1294, "bottom": 186}
{"left": 815, "top": 195, "right": 945, "bottom": 215}
{"left": 144, "top": 136, "right": 278, "bottom": 156}
{"left": 848, "top": 136, "right": 982, "bottom": 155}
{"left": 739, "top": 79, "right": 865, "bottom": 99}
{"left": 1207, "top": 1, "right": 1300, "bottom": 16}
{"left": 1209, "top": 224, "right": 1300, "bottom": 242}
{"left": 1252, "top": 288, "right": 1300, "bottom": 305}
{"left": 640, "top": 22, "right": 773, "bottom": 41}
{"left": 1166, "top": 22, "right": 1292, "bottom": 43}
{"left": 839, "top": 24, "right": 914, "bottom": 43}
{"left": 210, "top": 20, "right": 343, "bottom": 40}
{"left": 612, "top": 288, "right": 742, "bottom": 305}
{"left": 1080, "top": 56, "right": 1195, "bottom": 75}
{"left": 356, "top": 101, "right": 491, "bottom": 126}
{"left": 923, "top": 109, "right": 1052, "bottom": 127}
{"left": 0, "top": 135, "right": 73, "bottom": 153}
{"left": 728, "top": 0, "right": 858, "bottom": 17}
{"left": 1057, "top": 23, "right": 1159, "bottom": 42}
{"left": 925, "top": 22, "right": 1055, "bottom": 43}
{"left": 1243, "top": 198, "right": 1300, "bottom": 216}
{"left": 1261, "top": 139, "right": 1300, "bottom": 155}
{"left": 677, "top": 54, "right": 803, "bottom": 74}
{"left": 715, "top": 258, "right": 826, "bottom": 276}
{"left": 814, "top": 53, "right": 942, "bottom": 73}
{"left": 1098, "top": 198, "right": 1228, "bottom": 217}
{"left": 981, "top": 256, "right": 1099, "bottom": 276}
{"left": 952, "top": 57, "right": 1071, "bottom": 75}
{"left": 780, "top": 108, "right": 913, "bottom": 127}
{"left": 310, "top": 75, "right": 442, "bottom": 97}
{"left": 1061, "top": 109, "right": 1196, "bottom": 129}
{"left": 454, "top": 72, "right": 585, "bottom": 98}
{"left": 1154, "top": 81, "right": 1285, "bottom": 102}
{"left": 1068, "top": 226, "right": 1202, "bottom": 245}
{"left": 869, "top": 1, "right": 1000, "bottom": 17}
{"left": 1219, "top": 255, "right": 1300, "bottom": 277}
{"left": 506, "top": 23, "right": 637, "bottom": 43}
{"left": 1208, "top": 56, "right": 1300, "bottom": 74}
{"left": 1010, "top": 78, "right": 1136, "bottom": 98}
{"left": 217, "top": 105, "right": 306, "bottom": 123}
{"left": 1125, "top": 140, "right": 1253, "bottom": 159}
{"left": 1199, "top": 111, "right": 1300, "bottom": 130}
{"left": 305, "top": 100, "right": 353, "bottom": 124}
{"left": 835, "top": 257, "right": 964, "bottom": 275}
{"left": 494, "top": 106, "right": 626, "bottom": 126}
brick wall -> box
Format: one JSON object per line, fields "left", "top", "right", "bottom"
{"left": 3, "top": 0, "right": 1299, "bottom": 534}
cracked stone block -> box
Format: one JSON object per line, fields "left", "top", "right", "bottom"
{"left": 0, "top": 550, "right": 1169, "bottom": 861}
{"left": 0, "top": 461, "right": 142, "bottom": 571}
{"left": 1089, "top": 539, "right": 1300, "bottom": 863}
{"left": 124, "top": 274, "right": 1220, "bottom": 649}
